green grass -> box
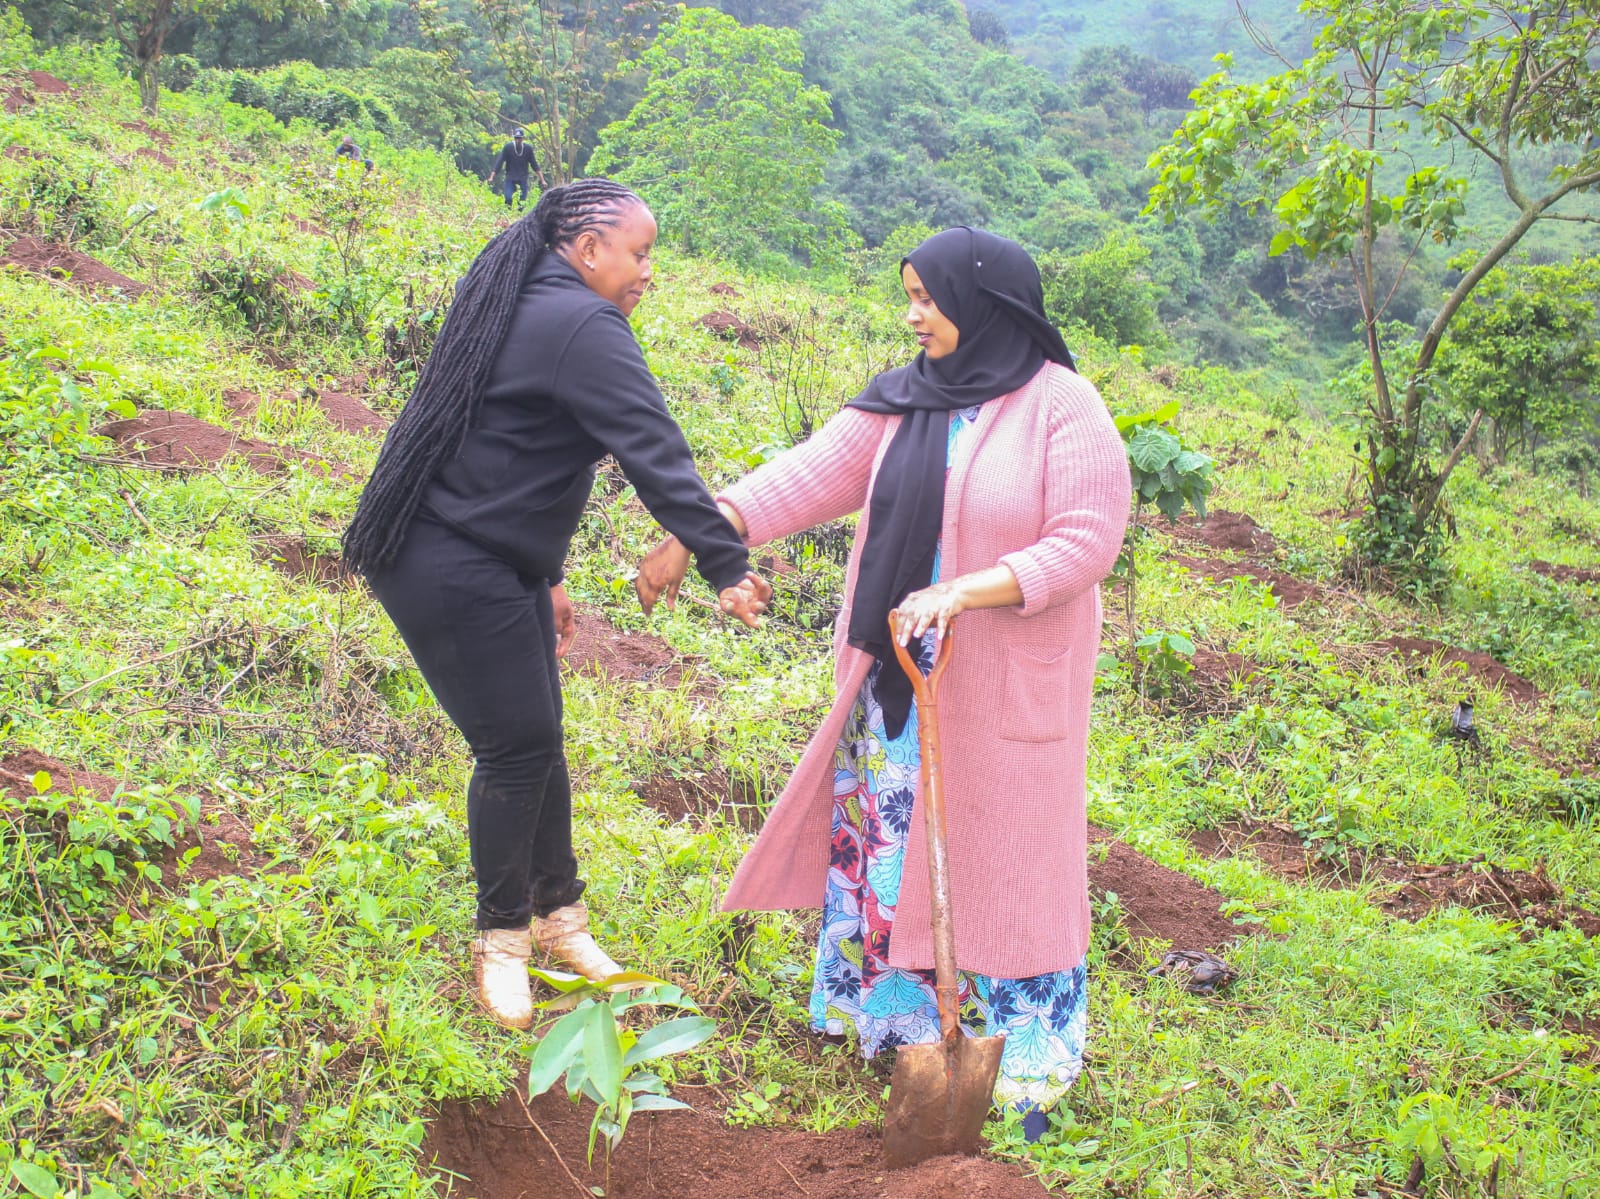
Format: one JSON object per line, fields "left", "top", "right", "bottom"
{"left": 1, "top": 55, "right": 1597, "bottom": 1199}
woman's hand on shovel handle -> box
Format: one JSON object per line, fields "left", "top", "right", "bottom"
{"left": 895, "top": 566, "right": 1024, "bottom": 645}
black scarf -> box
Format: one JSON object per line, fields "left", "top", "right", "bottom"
{"left": 845, "top": 226, "right": 1076, "bottom": 738}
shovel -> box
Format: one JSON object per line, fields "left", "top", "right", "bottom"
{"left": 880, "top": 616, "right": 1004, "bottom": 1169}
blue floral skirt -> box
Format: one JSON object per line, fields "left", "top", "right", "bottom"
{"left": 808, "top": 658, "right": 1088, "bottom": 1113}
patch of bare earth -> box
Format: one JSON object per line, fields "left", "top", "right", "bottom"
{"left": 0, "top": 748, "right": 264, "bottom": 883}
{"left": 421, "top": 1085, "right": 1052, "bottom": 1199}
{"left": 1087, "top": 825, "right": 1255, "bottom": 950}
{"left": 224, "top": 378, "right": 387, "bottom": 434}
{"left": 637, "top": 770, "right": 764, "bottom": 831}
{"left": 708, "top": 281, "right": 742, "bottom": 297}
{"left": 563, "top": 607, "right": 708, "bottom": 694}
{"left": 97, "top": 409, "right": 341, "bottom": 476}
{"left": 1378, "top": 860, "right": 1600, "bottom": 936}
{"left": 1171, "top": 553, "right": 1326, "bottom": 608}
{"left": 253, "top": 534, "right": 354, "bottom": 590}
{"left": 697, "top": 309, "right": 762, "bottom": 349}
{"left": 1371, "top": 636, "right": 1540, "bottom": 705}
{"left": 1162, "top": 509, "right": 1278, "bottom": 556}
{"left": 134, "top": 146, "right": 177, "bottom": 169}
{"left": 1190, "top": 818, "right": 1405, "bottom": 888}
{"left": 118, "top": 119, "right": 172, "bottom": 146}
{"left": 1189, "top": 819, "right": 1598, "bottom": 936}
{"left": 2, "top": 69, "right": 71, "bottom": 113}
{"left": 1, "top": 237, "right": 149, "bottom": 298}
{"left": 1528, "top": 560, "right": 1600, "bottom": 586}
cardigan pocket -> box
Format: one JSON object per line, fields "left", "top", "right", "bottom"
{"left": 998, "top": 643, "right": 1073, "bottom": 743}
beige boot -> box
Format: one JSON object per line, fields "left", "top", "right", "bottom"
{"left": 471, "top": 926, "right": 534, "bottom": 1030}
{"left": 532, "top": 903, "right": 623, "bottom": 982}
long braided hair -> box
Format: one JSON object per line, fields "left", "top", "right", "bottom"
{"left": 343, "top": 177, "right": 644, "bottom": 574}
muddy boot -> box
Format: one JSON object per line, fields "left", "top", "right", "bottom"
{"left": 532, "top": 903, "right": 623, "bottom": 981}
{"left": 471, "top": 926, "right": 534, "bottom": 1030}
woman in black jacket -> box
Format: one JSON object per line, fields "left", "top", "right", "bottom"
{"left": 344, "top": 178, "right": 770, "bottom": 1029}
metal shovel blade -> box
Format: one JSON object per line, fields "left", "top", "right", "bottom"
{"left": 882, "top": 1030, "right": 1005, "bottom": 1168}
{"left": 879, "top": 619, "right": 1005, "bottom": 1169}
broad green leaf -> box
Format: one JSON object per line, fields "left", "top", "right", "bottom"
{"left": 528, "top": 1006, "right": 590, "bottom": 1096}
{"left": 528, "top": 967, "right": 592, "bottom": 993}
{"left": 1127, "top": 425, "right": 1181, "bottom": 472}
{"left": 31, "top": 770, "right": 51, "bottom": 794}
{"left": 1150, "top": 399, "right": 1181, "bottom": 424}
{"left": 10, "top": 1161, "right": 60, "bottom": 1198}
{"left": 583, "top": 1001, "right": 622, "bottom": 1109}
{"left": 631, "top": 1093, "right": 690, "bottom": 1112}
{"left": 622, "top": 1016, "right": 717, "bottom": 1069}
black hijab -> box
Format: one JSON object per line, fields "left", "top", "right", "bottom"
{"left": 845, "top": 227, "right": 1075, "bottom": 738}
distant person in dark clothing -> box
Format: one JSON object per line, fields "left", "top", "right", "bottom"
{"left": 485, "top": 128, "right": 545, "bottom": 208}
{"left": 334, "top": 134, "right": 373, "bottom": 173}
{"left": 342, "top": 178, "right": 772, "bottom": 1031}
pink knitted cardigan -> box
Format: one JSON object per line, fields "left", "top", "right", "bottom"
{"left": 718, "top": 361, "right": 1131, "bottom": 979}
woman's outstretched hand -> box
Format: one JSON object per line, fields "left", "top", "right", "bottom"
{"left": 636, "top": 535, "right": 691, "bottom": 615}
{"left": 719, "top": 571, "right": 773, "bottom": 629}
{"left": 551, "top": 583, "right": 577, "bottom": 658}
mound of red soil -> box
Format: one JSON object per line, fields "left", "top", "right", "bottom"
{"left": 564, "top": 609, "right": 706, "bottom": 693}
{"left": 1379, "top": 860, "right": 1600, "bottom": 937}
{"left": 1190, "top": 818, "right": 1404, "bottom": 889}
{"left": 1529, "top": 561, "right": 1600, "bottom": 586}
{"left": 422, "top": 1086, "right": 1052, "bottom": 1199}
{"left": 638, "top": 770, "right": 764, "bottom": 831}
{"left": 1087, "top": 825, "right": 1254, "bottom": 950}
{"left": 1172, "top": 554, "right": 1324, "bottom": 608}
{"left": 310, "top": 378, "right": 388, "bottom": 433}
{"left": 1162, "top": 510, "right": 1277, "bottom": 556}
{"left": 1374, "top": 637, "right": 1539, "bottom": 705}
{"left": 2, "top": 237, "right": 149, "bottom": 298}
{"left": 708, "top": 282, "right": 743, "bottom": 297}
{"left": 2, "top": 70, "right": 71, "bottom": 113}
{"left": 98, "top": 409, "right": 334, "bottom": 475}
{"left": 118, "top": 119, "right": 172, "bottom": 146}
{"left": 291, "top": 217, "right": 330, "bottom": 236}
{"left": 254, "top": 534, "right": 353, "bottom": 590}
{"left": 0, "top": 748, "right": 263, "bottom": 884}
{"left": 697, "top": 310, "right": 761, "bottom": 349}
{"left": 134, "top": 146, "right": 177, "bottom": 169}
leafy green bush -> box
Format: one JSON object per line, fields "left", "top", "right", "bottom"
{"left": 1039, "top": 228, "right": 1162, "bottom": 347}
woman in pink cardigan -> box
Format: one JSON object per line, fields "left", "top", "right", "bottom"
{"left": 640, "top": 227, "right": 1130, "bottom": 1140}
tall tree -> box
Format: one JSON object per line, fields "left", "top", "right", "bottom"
{"left": 1147, "top": 0, "right": 1600, "bottom": 578}
{"left": 587, "top": 6, "right": 845, "bottom": 263}
{"left": 473, "top": 0, "right": 664, "bottom": 185}
{"left": 105, "top": 0, "right": 349, "bottom": 112}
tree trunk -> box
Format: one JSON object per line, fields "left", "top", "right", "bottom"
{"left": 138, "top": 56, "right": 160, "bottom": 113}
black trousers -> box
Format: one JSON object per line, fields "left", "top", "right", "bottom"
{"left": 367, "top": 515, "right": 585, "bottom": 929}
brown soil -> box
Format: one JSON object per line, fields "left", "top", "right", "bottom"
{"left": 221, "top": 388, "right": 261, "bottom": 417}
{"left": 1190, "top": 818, "right": 1404, "bottom": 889}
{"left": 1373, "top": 637, "right": 1540, "bottom": 705}
{"left": 1162, "top": 509, "right": 1277, "bottom": 556}
{"left": 563, "top": 608, "right": 707, "bottom": 693}
{"left": 310, "top": 377, "right": 388, "bottom": 434}
{"left": 708, "top": 282, "right": 743, "bottom": 297}
{"left": 1087, "top": 825, "right": 1255, "bottom": 950}
{"left": 118, "top": 119, "right": 173, "bottom": 146}
{"left": 1529, "top": 561, "right": 1600, "bottom": 586}
{"left": 421, "top": 1086, "right": 1052, "bottom": 1199}
{"left": 2, "top": 237, "right": 150, "bottom": 298}
{"left": 134, "top": 146, "right": 177, "bottom": 169}
{"left": 291, "top": 217, "right": 331, "bottom": 236}
{"left": 697, "top": 310, "right": 762, "bottom": 350}
{"left": 98, "top": 409, "right": 337, "bottom": 476}
{"left": 0, "top": 748, "right": 264, "bottom": 884}
{"left": 1379, "top": 860, "right": 1600, "bottom": 937}
{"left": 254, "top": 534, "right": 354, "bottom": 590}
{"left": 2, "top": 70, "right": 71, "bottom": 113}
{"left": 638, "top": 770, "right": 764, "bottom": 832}
{"left": 1175, "top": 648, "right": 1270, "bottom": 716}
{"left": 1171, "top": 553, "right": 1324, "bottom": 608}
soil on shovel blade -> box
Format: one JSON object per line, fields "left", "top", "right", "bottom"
{"left": 422, "top": 1086, "right": 1052, "bottom": 1199}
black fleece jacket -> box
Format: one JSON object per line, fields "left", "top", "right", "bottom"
{"left": 420, "top": 252, "right": 750, "bottom": 590}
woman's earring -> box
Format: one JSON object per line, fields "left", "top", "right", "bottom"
{"left": 585, "top": 261, "right": 595, "bottom": 271}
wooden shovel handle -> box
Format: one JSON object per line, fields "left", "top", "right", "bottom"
{"left": 887, "top": 615, "right": 961, "bottom": 1043}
